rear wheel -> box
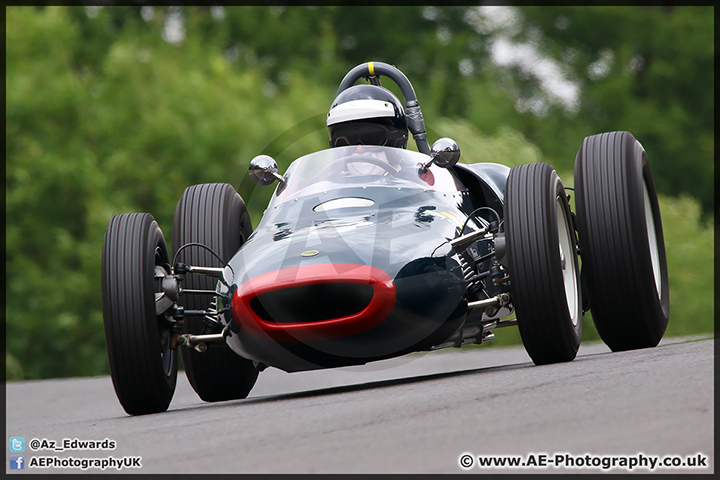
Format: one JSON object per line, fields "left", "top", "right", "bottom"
{"left": 102, "top": 213, "right": 177, "bottom": 415}
{"left": 574, "top": 131, "right": 669, "bottom": 351}
{"left": 173, "top": 183, "right": 259, "bottom": 402}
{"left": 505, "top": 163, "right": 582, "bottom": 365}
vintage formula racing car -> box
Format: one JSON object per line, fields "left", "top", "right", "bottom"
{"left": 102, "top": 62, "right": 669, "bottom": 415}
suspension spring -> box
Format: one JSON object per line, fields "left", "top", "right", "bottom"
{"left": 458, "top": 251, "right": 482, "bottom": 299}
{"left": 202, "top": 297, "right": 222, "bottom": 331}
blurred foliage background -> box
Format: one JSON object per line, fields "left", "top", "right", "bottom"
{"left": 6, "top": 6, "right": 714, "bottom": 380}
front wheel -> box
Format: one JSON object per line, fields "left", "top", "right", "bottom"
{"left": 102, "top": 213, "right": 177, "bottom": 415}
{"left": 505, "top": 163, "right": 582, "bottom": 365}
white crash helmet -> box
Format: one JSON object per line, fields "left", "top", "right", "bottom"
{"left": 327, "top": 84, "right": 408, "bottom": 149}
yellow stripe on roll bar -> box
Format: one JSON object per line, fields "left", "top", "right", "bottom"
{"left": 368, "top": 62, "right": 375, "bottom": 76}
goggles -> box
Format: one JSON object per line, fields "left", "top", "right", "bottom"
{"left": 330, "top": 122, "right": 407, "bottom": 148}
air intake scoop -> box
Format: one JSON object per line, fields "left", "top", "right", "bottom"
{"left": 232, "top": 264, "right": 396, "bottom": 343}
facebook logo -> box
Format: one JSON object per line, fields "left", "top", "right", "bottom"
{"left": 9, "top": 437, "right": 24, "bottom": 452}
{"left": 9, "top": 455, "right": 24, "bottom": 470}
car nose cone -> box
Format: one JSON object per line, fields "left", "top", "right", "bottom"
{"left": 231, "top": 263, "right": 396, "bottom": 343}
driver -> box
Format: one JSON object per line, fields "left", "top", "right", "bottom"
{"left": 327, "top": 84, "right": 408, "bottom": 149}
{"left": 326, "top": 85, "right": 408, "bottom": 176}
{"left": 324, "top": 83, "right": 436, "bottom": 186}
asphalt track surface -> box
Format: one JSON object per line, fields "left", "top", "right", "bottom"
{"left": 5, "top": 336, "right": 714, "bottom": 474}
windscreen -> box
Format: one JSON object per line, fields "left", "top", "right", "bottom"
{"left": 270, "top": 146, "right": 461, "bottom": 206}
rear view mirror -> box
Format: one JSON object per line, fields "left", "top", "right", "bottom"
{"left": 249, "top": 155, "right": 285, "bottom": 186}
{"left": 430, "top": 138, "right": 460, "bottom": 168}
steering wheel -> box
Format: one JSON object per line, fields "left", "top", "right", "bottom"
{"left": 316, "top": 154, "right": 398, "bottom": 179}
{"left": 336, "top": 61, "right": 431, "bottom": 155}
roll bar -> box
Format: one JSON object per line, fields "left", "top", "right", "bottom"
{"left": 336, "top": 62, "right": 431, "bottom": 155}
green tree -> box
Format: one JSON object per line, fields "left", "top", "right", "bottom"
{"left": 489, "top": 6, "right": 714, "bottom": 214}
{"left": 5, "top": 6, "right": 329, "bottom": 378}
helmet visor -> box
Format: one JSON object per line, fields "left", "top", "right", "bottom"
{"left": 330, "top": 122, "right": 407, "bottom": 148}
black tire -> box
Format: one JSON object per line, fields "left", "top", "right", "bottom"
{"left": 172, "top": 183, "right": 259, "bottom": 402}
{"left": 574, "top": 131, "right": 669, "bottom": 351}
{"left": 102, "top": 213, "right": 177, "bottom": 415}
{"left": 505, "top": 163, "right": 582, "bottom": 365}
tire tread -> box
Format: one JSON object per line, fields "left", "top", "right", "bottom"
{"left": 506, "top": 163, "right": 582, "bottom": 365}
{"left": 172, "top": 184, "right": 258, "bottom": 402}
{"left": 102, "top": 213, "right": 177, "bottom": 415}
{"left": 574, "top": 131, "right": 669, "bottom": 351}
